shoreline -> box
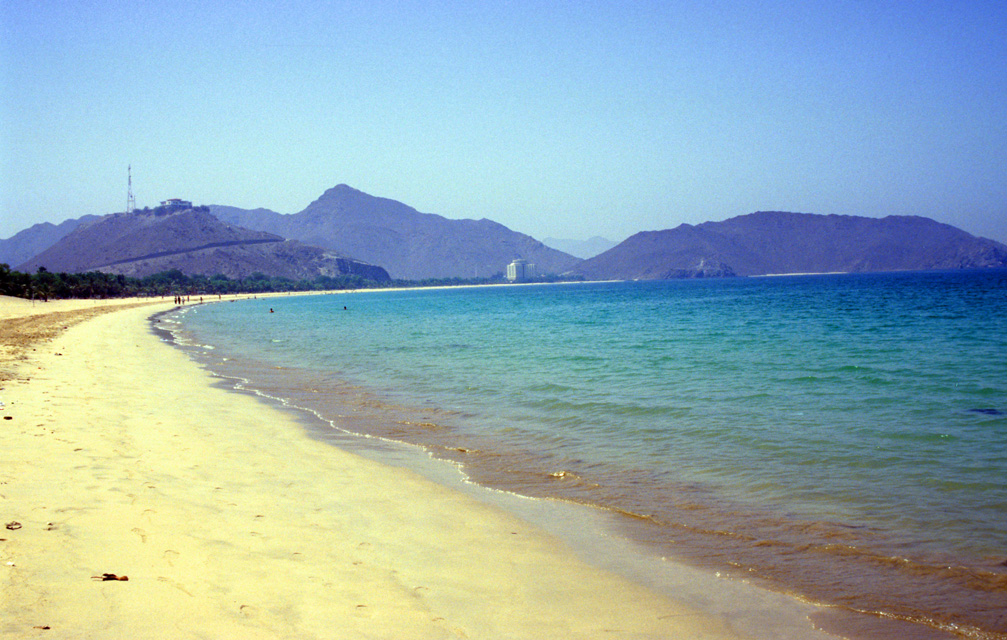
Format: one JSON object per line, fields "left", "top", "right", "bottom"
{"left": 167, "top": 291, "right": 993, "bottom": 640}
{"left": 0, "top": 295, "right": 803, "bottom": 638}
{"left": 166, "top": 313, "right": 842, "bottom": 640}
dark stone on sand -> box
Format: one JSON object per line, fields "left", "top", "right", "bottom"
{"left": 92, "top": 573, "right": 128, "bottom": 581}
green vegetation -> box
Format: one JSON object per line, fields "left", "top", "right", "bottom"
{"left": 0, "top": 264, "right": 383, "bottom": 300}
{"left": 0, "top": 264, "right": 580, "bottom": 300}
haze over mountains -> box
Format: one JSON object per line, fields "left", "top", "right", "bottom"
{"left": 574, "top": 212, "right": 1007, "bottom": 280}
{"left": 211, "top": 185, "right": 579, "bottom": 280}
{"left": 0, "top": 215, "right": 101, "bottom": 268}
{"left": 541, "top": 236, "right": 618, "bottom": 259}
{"left": 18, "top": 206, "right": 390, "bottom": 282}
{"left": 4, "top": 183, "right": 1006, "bottom": 283}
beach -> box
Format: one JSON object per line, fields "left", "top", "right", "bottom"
{"left": 0, "top": 294, "right": 822, "bottom": 639}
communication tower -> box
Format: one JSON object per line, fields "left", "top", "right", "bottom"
{"left": 126, "top": 165, "right": 136, "bottom": 213}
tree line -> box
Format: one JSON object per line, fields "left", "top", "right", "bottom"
{"left": 0, "top": 265, "right": 387, "bottom": 300}
{"left": 0, "top": 264, "right": 577, "bottom": 300}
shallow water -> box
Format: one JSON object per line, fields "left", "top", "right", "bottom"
{"left": 170, "top": 271, "right": 1007, "bottom": 638}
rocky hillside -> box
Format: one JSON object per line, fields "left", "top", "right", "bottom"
{"left": 18, "top": 207, "right": 390, "bottom": 282}
{"left": 0, "top": 215, "right": 98, "bottom": 267}
{"left": 211, "top": 185, "right": 581, "bottom": 280}
{"left": 575, "top": 212, "right": 1007, "bottom": 280}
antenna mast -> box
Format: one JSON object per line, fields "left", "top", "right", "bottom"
{"left": 126, "top": 165, "right": 136, "bottom": 213}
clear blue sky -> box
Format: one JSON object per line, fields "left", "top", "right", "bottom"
{"left": 3, "top": 1, "right": 1006, "bottom": 244}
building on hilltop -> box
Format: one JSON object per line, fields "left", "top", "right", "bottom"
{"left": 160, "top": 198, "right": 193, "bottom": 211}
{"left": 506, "top": 258, "right": 536, "bottom": 282}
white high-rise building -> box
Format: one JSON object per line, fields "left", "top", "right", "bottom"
{"left": 506, "top": 259, "right": 535, "bottom": 282}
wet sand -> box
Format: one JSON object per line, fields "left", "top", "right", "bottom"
{"left": 0, "top": 294, "right": 773, "bottom": 639}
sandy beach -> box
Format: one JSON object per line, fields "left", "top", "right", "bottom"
{"left": 0, "top": 295, "right": 767, "bottom": 639}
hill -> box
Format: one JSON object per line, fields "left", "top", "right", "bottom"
{"left": 211, "top": 185, "right": 581, "bottom": 280}
{"left": 17, "top": 206, "right": 390, "bottom": 282}
{"left": 0, "top": 215, "right": 99, "bottom": 267}
{"left": 575, "top": 212, "right": 1007, "bottom": 280}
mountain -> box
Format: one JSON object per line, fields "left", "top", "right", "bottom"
{"left": 575, "top": 212, "right": 1007, "bottom": 280}
{"left": 12, "top": 196, "right": 1003, "bottom": 283}
{"left": 211, "top": 185, "right": 582, "bottom": 280}
{"left": 542, "top": 236, "right": 619, "bottom": 259}
{"left": 0, "top": 215, "right": 99, "bottom": 267}
{"left": 17, "top": 206, "right": 390, "bottom": 282}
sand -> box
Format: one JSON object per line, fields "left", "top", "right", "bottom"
{"left": 0, "top": 294, "right": 843, "bottom": 639}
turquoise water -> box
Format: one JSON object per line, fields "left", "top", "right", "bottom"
{"left": 171, "top": 271, "right": 1007, "bottom": 637}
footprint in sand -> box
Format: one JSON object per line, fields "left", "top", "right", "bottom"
{"left": 239, "top": 604, "right": 260, "bottom": 618}
{"left": 352, "top": 541, "right": 372, "bottom": 565}
{"left": 157, "top": 576, "right": 193, "bottom": 597}
{"left": 353, "top": 604, "right": 371, "bottom": 619}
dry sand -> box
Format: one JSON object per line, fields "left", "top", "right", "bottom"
{"left": 0, "top": 295, "right": 760, "bottom": 639}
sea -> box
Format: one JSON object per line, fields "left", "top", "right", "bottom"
{"left": 162, "top": 270, "right": 1007, "bottom": 639}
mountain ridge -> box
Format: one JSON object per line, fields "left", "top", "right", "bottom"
{"left": 575, "top": 211, "right": 1007, "bottom": 280}
{"left": 5, "top": 185, "right": 1007, "bottom": 282}
{"left": 17, "top": 207, "right": 390, "bottom": 282}
{"left": 0, "top": 215, "right": 101, "bottom": 267}
{"left": 210, "top": 184, "right": 581, "bottom": 280}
